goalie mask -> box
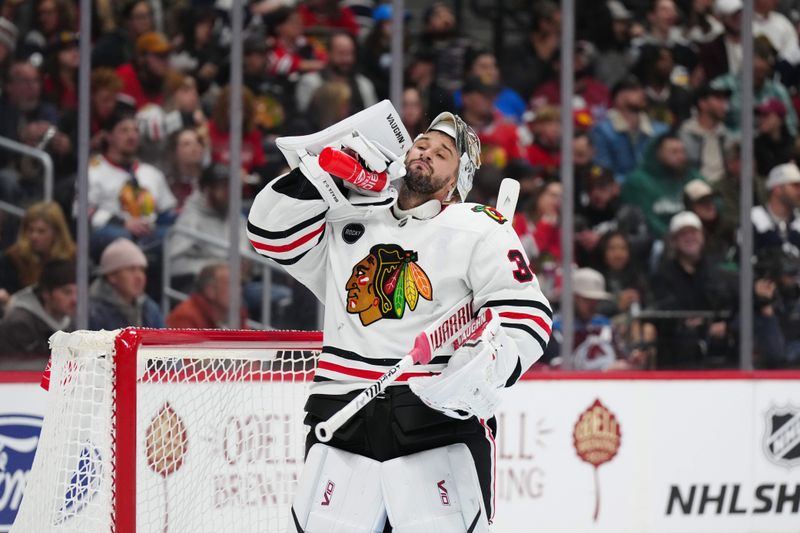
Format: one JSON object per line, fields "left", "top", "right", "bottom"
{"left": 425, "top": 112, "right": 481, "bottom": 202}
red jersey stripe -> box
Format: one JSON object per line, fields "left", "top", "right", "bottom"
{"left": 249, "top": 223, "right": 325, "bottom": 253}
{"left": 316, "top": 360, "right": 437, "bottom": 382}
{"left": 498, "top": 311, "right": 552, "bottom": 335}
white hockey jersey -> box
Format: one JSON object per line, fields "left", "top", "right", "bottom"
{"left": 88, "top": 154, "right": 177, "bottom": 228}
{"left": 247, "top": 169, "right": 553, "bottom": 397}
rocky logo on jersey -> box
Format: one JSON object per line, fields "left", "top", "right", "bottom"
{"left": 346, "top": 244, "right": 432, "bottom": 326}
{"left": 471, "top": 205, "right": 507, "bottom": 224}
{"left": 342, "top": 223, "right": 365, "bottom": 244}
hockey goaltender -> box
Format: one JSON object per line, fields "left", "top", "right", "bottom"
{"left": 247, "top": 102, "right": 552, "bottom": 532}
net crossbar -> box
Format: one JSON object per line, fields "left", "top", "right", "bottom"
{"left": 11, "top": 328, "right": 322, "bottom": 533}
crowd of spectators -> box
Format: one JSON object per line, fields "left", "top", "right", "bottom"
{"left": 0, "top": 0, "right": 797, "bottom": 373}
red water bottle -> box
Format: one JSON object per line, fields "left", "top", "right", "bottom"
{"left": 318, "top": 147, "right": 389, "bottom": 192}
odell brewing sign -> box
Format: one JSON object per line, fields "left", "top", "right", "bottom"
{"left": 573, "top": 399, "right": 621, "bottom": 521}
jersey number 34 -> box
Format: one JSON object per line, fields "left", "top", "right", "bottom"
{"left": 507, "top": 250, "right": 534, "bottom": 283}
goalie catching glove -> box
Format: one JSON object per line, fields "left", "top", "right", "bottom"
{"left": 408, "top": 311, "right": 517, "bottom": 420}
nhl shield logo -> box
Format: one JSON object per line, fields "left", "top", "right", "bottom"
{"left": 763, "top": 405, "right": 800, "bottom": 468}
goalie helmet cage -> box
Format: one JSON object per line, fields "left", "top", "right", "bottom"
{"left": 12, "top": 328, "right": 322, "bottom": 533}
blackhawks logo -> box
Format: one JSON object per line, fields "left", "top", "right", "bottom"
{"left": 345, "top": 244, "right": 432, "bottom": 326}
{"left": 471, "top": 205, "right": 507, "bottom": 224}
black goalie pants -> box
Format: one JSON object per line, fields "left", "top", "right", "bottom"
{"left": 304, "top": 385, "right": 497, "bottom": 528}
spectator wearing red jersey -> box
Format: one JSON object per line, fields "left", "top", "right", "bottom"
{"left": 298, "top": 0, "right": 360, "bottom": 36}
{"left": 513, "top": 180, "right": 563, "bottom": 264}
{"left": 164, "top": 127, "right": 205, "bottom": 208}
{"left": 524, "top": 106, "right": 561, "bottom": 181}
{"left": 116, "top": 32, "right": 173, "bottom": 110}
{"left": 530, "top": 41, "right": 610, "bottom": 119}
{"left": 207, "top": 85, "right": 266, "bottom": 186}
{"left": 58, "top": 68, "right": 123, "bottom": 165}
{"left": 265, "top": 6, "right": 325, "bottom": 81}
{"left": 459, "top": 76, "right": 524, "bottom": 169}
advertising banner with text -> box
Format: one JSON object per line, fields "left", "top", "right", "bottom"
{"left": 1, "top": 374, "right": 798, "bottom": 532}
{"left": 491, "top": 377, "right": 799, "bottom": 533}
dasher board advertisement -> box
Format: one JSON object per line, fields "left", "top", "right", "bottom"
{"left": 2, "top": 373, "right": 798, "bottom": 532}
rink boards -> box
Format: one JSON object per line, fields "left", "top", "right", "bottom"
{"left": 1, "top": 370, "right": 798, "bottom": 533}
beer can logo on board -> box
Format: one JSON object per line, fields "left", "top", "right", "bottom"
{"left": 763, "top": 405, "right": 800, "bottom": 468}
{"left": 0, "top": 414, "right": 42, "bottom": 529}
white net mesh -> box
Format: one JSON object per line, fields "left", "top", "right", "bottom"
{"left": 11, "top": 329, "right": 321, "bottom": 533}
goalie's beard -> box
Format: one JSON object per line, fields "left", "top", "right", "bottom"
{"left": 403, "top": 159, "right": 449, "bottom": 196}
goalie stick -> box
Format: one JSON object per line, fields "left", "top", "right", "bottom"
{"left": 314, "top": 181, "right": 520, "bottom": 442}
{"left": 315, "top": 295, "right": 493, "bottom": 442}
{"left": 496, "top": 177, "right": 520, "bottom": 220}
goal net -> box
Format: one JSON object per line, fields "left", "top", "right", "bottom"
{"left": 11, "top": 328, "right": 322, "bottom": 533}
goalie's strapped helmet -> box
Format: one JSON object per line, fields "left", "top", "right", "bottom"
{"left": 426, "top": 112, "right": 481, "bottom": 202}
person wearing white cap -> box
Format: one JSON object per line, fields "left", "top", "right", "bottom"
{"left": 683, "top": 178, "right": 736, "bottom": 264}
{"left": 650, "top": 210, "right": 736, "bottom": 367}
{"left": 542, "top": 268, "right": 638, "bottom": 371}
{"left": 752, "top": 162, "right": 800, "bottom": 254}
{"left": 696, "top": 0, "right": 743, "bottom": 79}
{"left": 594, "top": 1, "right": 636, "bottom": 88}
{"left": 248, "top": 103, "right": 552, "bottom": 531}
{"left": 87, "top": 238, "right": 164, "bottom": 330}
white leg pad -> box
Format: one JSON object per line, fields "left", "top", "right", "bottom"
{"left": 381, "top": 444, "right": 489, "bottom": 533}
{"left": 289, "top": 443, "right": 386, "bottom": 533}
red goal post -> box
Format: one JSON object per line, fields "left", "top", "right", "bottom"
{"left": 12, "top": 328, "right": 322, "bottom": 533}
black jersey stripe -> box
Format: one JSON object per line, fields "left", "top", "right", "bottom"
{"left": 323, "top": 345, "right": 451, "bottom": 366}
{"left": 481, "top": 299, "right": 553, "bottom": 320}
{"left": 273, "top": 167, "right": 324, "bottom": 200}
{"left": 323, "top": 345, "right": 399, "bottom": 366}
{"left": 501, "top": 322, "right": 548, "bottom": 353}
{"left": 504, "top": 359, "right": 523, "bottom": 388}
{"left": 247, "top": 210, "right": 327, "bottom": 240}
{"left": 352, "top": 197, "right": 395, "bottom": 207}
